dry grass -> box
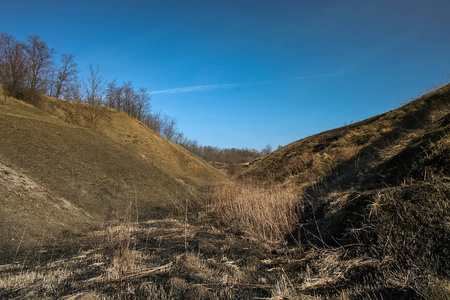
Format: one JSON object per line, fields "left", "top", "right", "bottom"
{"left": 0, "top": 87, "right": 227, "bottom": 261}
{"left": 209, "top": 183, "right": 299, "bottom": 243}
{"left": 2, "top": 210, "right": 449, "bottom": 299}
{"left": 2, "top": 83, "right": 450, "bottom": 298}
{"left": 242, "top": 82, "right": 450, "bottom": 188}
{"left": 271, "top": 273, "right": 301, "bottom": 300}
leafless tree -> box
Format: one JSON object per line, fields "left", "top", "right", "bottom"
{"left": 261, "top": 144, "right": 273, "bottom": 155}
{"left": 46, "top": 67, "right": 57, "bottom": 97}
{"left": 0, "top": 32, "right": 28, "bottom": 98}
{"left": 161, "top": 114, "right": 178, "bottom": 141}
{"left": 84, "top": 64, "right": 105, "bottom": 105}
{"left": 181, "top": 139, "right": 200, "bottom": 155}
{"left": 174, "top": 131, "right": 188, "bottom": 145}
{"left": 105, "top": 80, "right": 150, "bottom": 121}
{"left": 24, "top": 35, "right": 55, "bottom": 93}
{"left": 121, "top": 81, "right": 135, "bottom": 115}
{"left": 143, "top": 111, "right": 162, "bottom": 133}
{"left": 63, "top": 79, "right": 84, "bottom": 102}
{"left": 54, "top": 54, "right": 78, "bottom": 98}
{"left": 135, "top": 87, "right": 150, "bottom": 121}
{"left": 105, "top": 79, "right": 121, "bottom": 109}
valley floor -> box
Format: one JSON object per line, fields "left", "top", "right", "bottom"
{"left": 2, "top": 212, "right": 444, "bottom": 300}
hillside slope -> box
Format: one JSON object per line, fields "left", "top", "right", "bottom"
{"left": 0, "top": 92, "right": 227, "bottom": 260}
{"left": 242, "top": 84, "right": 449, "bottom": 188}
{"left": 242, "top": 83, "right": 450, "bottom": 295}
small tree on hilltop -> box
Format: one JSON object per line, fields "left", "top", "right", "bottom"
{"left": 84, "top": 63, "right": 105, "bottom": 105}
{"left": 261, "top": 144, "right": 272, "bottom": 156}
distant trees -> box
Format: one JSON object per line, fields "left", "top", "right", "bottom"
{"left": 141, "top": 112, "right": 159, "bottom": 132}
{"left": 261, "top": 144, "right": 273, "bottom": 156}
{"left": 104, "top": 80, "right": 150, "bottom": 121}
{"left": 184, "top": 145, "right": 261, "bottom": 164}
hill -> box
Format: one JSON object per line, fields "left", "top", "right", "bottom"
{"left": 242, "top": 84, "right": 449, "bottom": 188}
{"left": 239, "top": 83, "right": 450, "bottom": 296}
{"left": 0, "top": 91, "right": 227, "bottom": 261}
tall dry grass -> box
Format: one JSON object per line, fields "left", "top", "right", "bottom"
{"left": 209, "top": 183, "right": 300, "bottom": 243}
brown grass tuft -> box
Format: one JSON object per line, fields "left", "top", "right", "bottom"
{"left": 209, "top": 183, "right": 300, "bottom": 243}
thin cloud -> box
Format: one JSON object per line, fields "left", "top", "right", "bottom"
{"left": 150, "top": 70, "right": 366, "bottom": 95}
{"left": 151, "top": 83, "right": 240, "bottom": 95}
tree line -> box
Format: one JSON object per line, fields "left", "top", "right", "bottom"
{"left": 0, "top": 32, "right": 271, "bottom": 163}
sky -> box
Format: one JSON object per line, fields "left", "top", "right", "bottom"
{"left": 1, "top": 0, "right": 449, "bottom": 150}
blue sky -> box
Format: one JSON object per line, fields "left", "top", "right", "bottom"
{"left": 1, "top": 0, "right": 449, "bottom": 150}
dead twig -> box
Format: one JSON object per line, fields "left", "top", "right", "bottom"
{"left": 83, "top": 262, "right": 173, "bottom": 283}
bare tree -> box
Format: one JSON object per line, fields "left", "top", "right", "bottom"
{"left": 161, "top": 114, "right": 178, "bottom": 141}
{"left": 121, "top": 81, "right": 135, "bottom": 115}
{"left": 105, "top": 81, "right": 149, "bottom": 121}
{"left": 63, "top": 79, "right": 84, "bottom": 102}
{"left": 181, "top": 138, "right": 200, "bottom": 154}
{"left": 261, "top": 144, "right": 273, "bottom": 155}
{"left": 135, "top": 87, "right": 150, "bottom": 121}
{"left": 0, "top": 32, "right": 28, "bottom": 98}
{"left": 54, "top": 54, "right": 78, "bottom": 98}
{"left": 46, "top": 66, "right": 57, "bottom": 97}
{"left": 24, "top": 35, "right": 55, "bottom": 93}
{"left": 173, "top": 131, "right": 187, "bottom": 145}
{"left": 105, "top": 79, "right": 121, "bottom": 109}
{"left": 143, "top": 111, "right": 162, "bottom": 134}
{"left": 84, "top": 64, "right": 105, "bottom": 105}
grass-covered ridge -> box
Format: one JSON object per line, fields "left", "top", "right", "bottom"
{"left": 0, "top": 90, "right": 227, "bottom": 261}
{"left": 229, "top": 83, "right": 450, "bottom": 297}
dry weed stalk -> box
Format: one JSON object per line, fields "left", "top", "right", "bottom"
{"left": 209, "top": 183, "right": 300, "bottom": 242}
{"left": 271, "top": 272, "right": 301, "bottom": 300}
{"left": 105, "top": 201, "right": 137, "bottom": 285}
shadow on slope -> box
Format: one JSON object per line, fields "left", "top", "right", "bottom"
{"left": 243, "top": 83, "right": 450, "bottom": 296}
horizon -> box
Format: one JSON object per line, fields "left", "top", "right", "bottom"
{"left": 1, "top": 0, "right": 449, "bottom": 151}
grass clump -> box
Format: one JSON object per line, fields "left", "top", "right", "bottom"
{"left": 209, "top": 183, "right": 299, "bottom": 243}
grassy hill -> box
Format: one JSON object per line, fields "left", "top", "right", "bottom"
{"left": 238, "top": 83, "right": 450, "bottom": 296}
{"left": 242, "top": 84, "right": 449, "bottom": 188}
{"left": 0, "top": 91, "right": 227, "bottom": 261}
